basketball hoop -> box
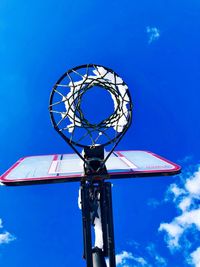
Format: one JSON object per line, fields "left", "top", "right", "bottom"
{"left": 49, "top": 64, "right": 132, "bottom": 171}
{"left": 1, "top": 63, "right": 181, "bottom": 267}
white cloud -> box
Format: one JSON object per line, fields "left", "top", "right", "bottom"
{"left": 0, "top": 231, "right": 16, "bottom": 244}
{"left": 108, "top": 163, "right": 200, "bottom": 267}
{"left": 168, "top": 184, "right": 186, "bottom": 200}
{"left": 159, "top": 165, "right": 200, "bottom": 262}
{"left": 106, "top": 250, "right": 149, "bottom": 267}
{"left": 106, "top": 251, "right": 133, "bottom": 267}
{"left": 0, "top": 217, "right": 16, "bottom": 245}
{"left": 114, "top": 164, "right": 200, "bottom": 266}
{"left": 185, "top": 169, "right": 200, "bottom": 196}
{"left": 146, "top": 26, "right": 160, "bottom": 44}
{"left": 189, "top": 247, "right": 200, "bottom": 267}
{"left": 132, "top": 256, "right": 148, "bottom": 266}
{"left": 113, "top": 243, "right": 168, "bottom": 267}
{"left": 116, "top": 251, "right": 134, "bottom": 265}
{"left": 178, "top": 197, "right": 192, "bottom": 212}
{"left": 159, "top": 222, "right": 184, "bottom": 248}
{"left": 176, "top": 209, "right": 200, "bottom": 230}
{"left": 154, "top": 254, "right": 167, "bottom": 266}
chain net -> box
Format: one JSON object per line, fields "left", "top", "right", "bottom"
{"left": 49, "top": 64, "right": 132, "bottom": 148}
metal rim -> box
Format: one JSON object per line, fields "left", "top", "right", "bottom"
{"left": 49, "top": 64, "right": 133, "bottom": 148}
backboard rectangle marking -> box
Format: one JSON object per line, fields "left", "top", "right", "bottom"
{"left": 49, "top": 158, "right": 83, "bottom": 174}
{"left": 114, "top": 152, "right": 138, "bottom": 170}
{"left": 118, "top": 151, "right": 178, "bottom": 171}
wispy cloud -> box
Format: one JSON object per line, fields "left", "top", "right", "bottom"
{"left": 116, "top": 241, "right": 168, "bottom": 267}
{"left": 0, "top": 218, "right": 3, "bottom": 228}
{"left": 0, "top": 218, "right": 16, "bottom": 245}
{"left": 116, "top": 251, "right": 134, "bottom": 266}
{"left": 132, "top": 256, "right": 148, "bottom": 266}
{"left": 147, "top": 198, "right": 160, "bottom": 208}
{"left": 146, "top": 26, "right": 160, "bottom": 44}
{"left": 159, "top": 221, "right": 184, "bottom": 248}
{"left": 106, "top": 250, "right": 133, "bottom": 267}
{"left": 0, "top": 231, "right": 16, "bottom": 244}
{"left": 106, "top": 250, "right": 149, "bottom": 267}
{"left": 146, "top": 243, "right": 167, "bottom": 267}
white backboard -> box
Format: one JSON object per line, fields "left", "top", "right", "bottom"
{"left": 0, "top": 150, "right": 181, "bottom": 185}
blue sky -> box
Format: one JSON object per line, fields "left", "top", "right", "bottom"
{"left": 0, "top": 0, "right": 200, "bottom": 266}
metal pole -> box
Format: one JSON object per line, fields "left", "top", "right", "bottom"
{"left": 92, "top": 247, "right": 107, "bottom": 267}
{"left": 99, "top": 183, "right": 108, "bottom": 257}
{"left": 81, "top": 182, "right": 93, "bottom": 267}
{"left": 81, "top": 181, "right": 116, "bottom": 267}
{"left": 105, "top": 182, "right": 116, "bottom": 267}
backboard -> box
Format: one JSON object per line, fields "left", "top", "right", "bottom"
{"left": 0, "top": 150, "right": 181, "bottom": 185}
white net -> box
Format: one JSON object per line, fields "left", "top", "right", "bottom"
{"left": 49, "top": 64, "right": 132, "bottom": 148}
